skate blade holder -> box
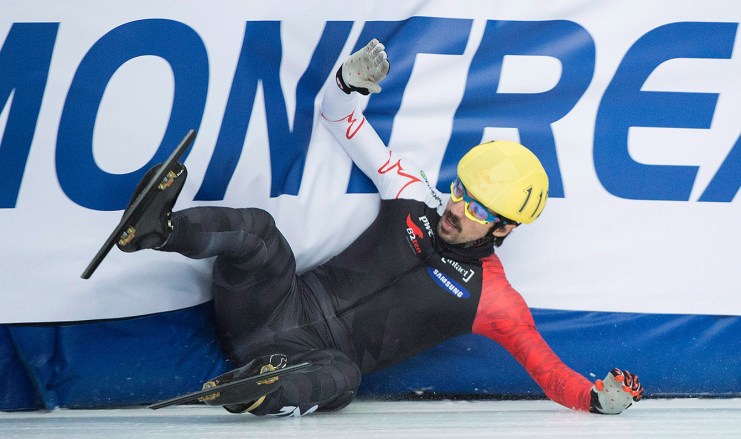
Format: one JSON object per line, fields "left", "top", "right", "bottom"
{"left": 199, "top": 381, "right": 220, "bottom": 402}
{"left": 158, "top": 169, "right": 184, "bottom": 190}
{"left": 118, "top": 226, "right": 137, "bottom": 246}
{"left": 117, "top": 168, "right": 184, "bottom": 246}
{"left": 197, "top": 364, "right": 281, "bottom": 403}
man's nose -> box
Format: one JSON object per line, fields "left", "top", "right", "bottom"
{"left": 450, "top": 199, "right": 465, "bottom": 217}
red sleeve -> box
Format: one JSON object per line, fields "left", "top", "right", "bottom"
{"left": 471, "top": 255, "right": 592, "bottom": 411}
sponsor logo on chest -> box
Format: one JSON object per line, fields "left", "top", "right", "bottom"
{"left": 441, "top": 257, "right": 475, "bottom": 283}
{"left": 427, "top": 267, "right": 471, "bottom": 299}
{"left": 404, "top": 214, "right": 433, "bottom": 254}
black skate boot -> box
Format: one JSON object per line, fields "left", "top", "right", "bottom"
{"left": 116, "top": 162, "right": 187, "bottom": 252}
{"left": 200, "top": 354, "right": 289, "bottom": 414}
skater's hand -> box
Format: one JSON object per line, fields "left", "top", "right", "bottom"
{"left": 589, "top": 368, "right": 643, "bottom": 414}
{"left": 336, "top": 38, "right": 390, "bottom": 95}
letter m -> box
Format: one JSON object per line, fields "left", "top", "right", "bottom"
{"left": 0, "top": 23, "right": 58, "bottom": 208}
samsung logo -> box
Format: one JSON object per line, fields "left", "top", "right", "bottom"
{"left": 428, "top": 267, "right": 471, "bottom": 299}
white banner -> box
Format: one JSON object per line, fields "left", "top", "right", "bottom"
{"left": 1, "top": 0, "right": 739, "bottom": 322}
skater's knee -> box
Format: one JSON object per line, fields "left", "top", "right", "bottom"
{"left": 293, "top": 349, "right": 362, "bottom": 391}
{"left": 238, "top": 208, "right": 276, "bottom": 235}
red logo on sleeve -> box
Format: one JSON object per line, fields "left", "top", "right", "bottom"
{"left": 343, "top": 110, "right": 365, "bottom": 139}
{"left": 378, "top": 152, "right": 422, "bottom": 199}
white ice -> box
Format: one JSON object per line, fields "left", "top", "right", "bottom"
{"left": 1, "top": 399, "right": 739, "bottom": 438}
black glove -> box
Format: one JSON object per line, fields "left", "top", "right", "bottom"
{"left": 589, "top": 368, "right": 644, "bottom": 414}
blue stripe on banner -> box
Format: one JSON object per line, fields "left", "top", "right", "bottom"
{"left": 0, "top": 306, "right": 738, "bottom": 410}
{"left": 1, "top": 303, "right": 229, "bottom": 410}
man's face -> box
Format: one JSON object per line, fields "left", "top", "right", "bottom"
{"left": 437, "top": 198, "right": 517, "bottom": 245}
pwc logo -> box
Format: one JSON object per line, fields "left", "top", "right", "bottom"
{"left": 405, "top": 214, "right": 424, "bottom": 254}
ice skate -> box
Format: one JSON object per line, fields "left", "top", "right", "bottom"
{"left": 116, "top": 162, "right": 187, "bottom": 253}
{"left": 149, "top": 354, "right": 312, "bottom": 411}
{"left": 80, "top": 129, "right": 196, "bottom": 279}
{"left": 211, "top": 354, "right": 289, "bottom": 413}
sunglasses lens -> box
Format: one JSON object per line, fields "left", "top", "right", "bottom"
{"left": 451, "top": 179, "right": 465, "bottom": 201}
{"left": 467, "top": 201, "right": 493, "bottom": 223}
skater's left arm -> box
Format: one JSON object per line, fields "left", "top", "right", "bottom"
{"left": 471, "top": 255, "right": 643, "bottom": 414}
{"left": 321, "top": 77, "right": 437, "bottom": 204}
{"left": 320, "top": 39, "right": 443, "bottom": 207}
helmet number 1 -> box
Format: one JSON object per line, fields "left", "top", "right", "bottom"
{"left": 519, "top": 186, "right": 545, "bottom": 220}
{"left": 518, "top": 187, "right": 533, "bottom": 214}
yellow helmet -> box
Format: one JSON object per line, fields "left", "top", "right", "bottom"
{"left": 457, "top": 141, "right": 549, "bottom": 224}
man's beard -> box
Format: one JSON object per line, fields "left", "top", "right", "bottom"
{"left": 441, "top": 210, "right": 462, "bottom": 234}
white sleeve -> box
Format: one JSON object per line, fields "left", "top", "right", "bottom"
{"left": 320, "top": 84, "right": 445, "bottom": 208}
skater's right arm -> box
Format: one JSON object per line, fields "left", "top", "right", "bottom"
{"left": 472, "top": 254, "right": 593, "bottom": 412}
{"left": 472, "top": 255, "right": 643, "bottom": 414}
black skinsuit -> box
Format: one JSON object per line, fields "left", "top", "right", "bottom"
{"left": 163, "top": 195, "right": 492, "bottom": 417}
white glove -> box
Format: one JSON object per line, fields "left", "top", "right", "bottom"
{"left": 336, "top": 38, "right": 390, "bottom": 95}
{"left": 589, "top": 368, "right": 644, "bottom": 414}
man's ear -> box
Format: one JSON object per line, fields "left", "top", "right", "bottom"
{"left": 491, "top": 224, "right": 517, "bottom": 238}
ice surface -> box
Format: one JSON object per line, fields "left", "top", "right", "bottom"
{"left": 1, "top": 399, "right": 738, "bottom": 438}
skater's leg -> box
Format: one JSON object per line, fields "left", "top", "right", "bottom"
{"left": 161, "top": 206, "right": 299, "bottom": 353}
